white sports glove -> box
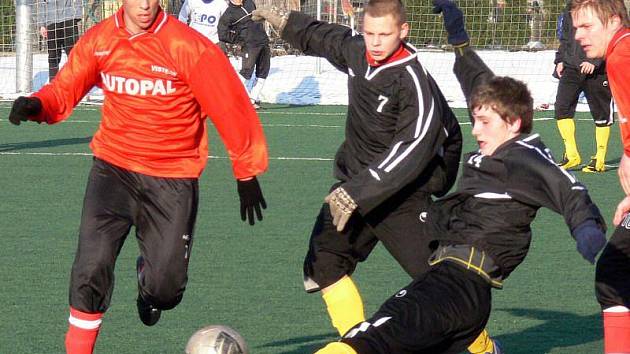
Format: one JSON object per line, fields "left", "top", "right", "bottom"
{"left": 251, "top": 7, "right": 288, "bottom": 35}
{"left": 325, "top": 187, "right": 358, "bottom": 232}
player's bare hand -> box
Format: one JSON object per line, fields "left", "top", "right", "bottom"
{"left": 39, "top": 26, "right": 47, "bottom": 39}
{"left": 614, "top": 195, "right": 630, "bottom": 226}
{"left": 579, "top": 62, "right": 595, "bottom": 75}
{"left": 555, "top": 62, "right": 564, "bottom": 78}
{"left": 325, "top": 187, "right": 357, "bottom": 232}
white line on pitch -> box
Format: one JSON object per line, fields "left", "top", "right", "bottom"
{"left": 0, "top": 117, "right": 582, "bottom": 127}
{"left": 0, "top": 151, "right": 334, "bottom": 161}
{"left": 0, "top": 152, "right": 618, "bottom": 168}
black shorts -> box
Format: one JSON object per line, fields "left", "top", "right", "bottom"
{"left": 341, "top": 263, "right": 492, "bottom": 354}
{"left": 303, "top": 187, "right": 434, "bottom": 292}
{"left": 596, "top": 216, "right": 630, "bottom": 309}
{"left": 240, "top": 44, "right": 271, "bottom": 80}
{"left": 69, "top": 158, "right": 199, "bottom": 313}
{"left": 554, "top": 66, "right": 613, "bottom": 126}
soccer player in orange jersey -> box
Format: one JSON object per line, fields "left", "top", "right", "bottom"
{"left": 8, "top": 0, "right": 268, "bottom": 353}
{"left": 571, "top": 1, "right": 630, "bottom": 352}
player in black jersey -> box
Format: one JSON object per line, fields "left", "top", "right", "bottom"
{"left": 253, "top": 0, "right": 464, "bottom": 344}
{"left": 308, "top": 1, "right": 608, "bottom": 353}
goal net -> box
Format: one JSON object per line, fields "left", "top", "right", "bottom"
{"left": 257, "top": 0, "right": 566, "bottom": 108}
{"left": 1, "top": 0, "right": 623, "bottom": 108}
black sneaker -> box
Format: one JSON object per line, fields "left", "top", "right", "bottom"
{"left": 136, "top": 256, "right": 161, "bottom": 326}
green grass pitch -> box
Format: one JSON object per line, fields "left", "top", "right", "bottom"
{"left": 0, "top": 103, "right": 623, "bottom": 353}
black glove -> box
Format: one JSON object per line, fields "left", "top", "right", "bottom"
{"left": 9, "top": 96, "right": 42, "bottom": 126}
{"left": 573, "top": 220, "right": 607, "bottom": 264}
{"left": 237, "top": 177, "right": 267, "bottom": 225}
{"left": 432, "top": 0, "right": 470, "bottom": 46}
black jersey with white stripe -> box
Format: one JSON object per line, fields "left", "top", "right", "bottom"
{"left": 429, "top": 134, "right": 605, "bottom": 281}
{"left": 282, "top": 12, "right": 462, "bottom": 215}
{"left": 428, "top": 46, "right": 605, "bottom": 281}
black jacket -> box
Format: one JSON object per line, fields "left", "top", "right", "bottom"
{"left": 428, "top": 46, "right": 606, "bottom": 285}
{"left": 282, "top": 12, "right": 463, "bottom": 216}
{"left": 218, "top": 0, "right": 268, "bottom": 47}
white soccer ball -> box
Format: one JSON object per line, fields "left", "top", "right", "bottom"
{"left": 185, "top": 325, "right": 248, "bottom": 354}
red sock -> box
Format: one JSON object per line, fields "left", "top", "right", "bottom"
{"left": 603, "top": 310, "right": 630, "bottom": 353}
{"left": 65, "top": 307, "right": 103, "bottom": 354}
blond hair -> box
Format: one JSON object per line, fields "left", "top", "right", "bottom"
{"left": 571, "top": 0, "right": 630, "bottom": 27}
{"left": 364, "top": 0, "right": 406, "bottom": 24}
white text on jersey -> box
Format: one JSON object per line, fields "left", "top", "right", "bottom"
{"left": 150, "top": 65, "right": 177, "bottom": 77}
{"left": 101, "top": 72, "right": 176, "bottom": 96}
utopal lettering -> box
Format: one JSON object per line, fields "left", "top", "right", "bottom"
{"left": 101, "top": 72, "right": 176, "bottom": 96}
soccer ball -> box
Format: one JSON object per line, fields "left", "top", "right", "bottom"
{"left": 185, "top": 325, "right": 248, "bottom": 354}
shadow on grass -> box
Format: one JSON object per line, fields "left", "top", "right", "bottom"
{"left": 493, "top": 308, "right": 601, "bottom": 353}
{"left": 258, "top": 333, "right": 336, "bottom": 354}
{"left": 254, "top": 308, "right": 602, "bottom": 353}
{"left": 0, "top": 136, "right": 92, "bottom": 152}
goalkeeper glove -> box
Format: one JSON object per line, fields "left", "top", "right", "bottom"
{"left": 251, "top": 7, "right": 288, "bottom": 35}
{"left": 325, "top": 187, "right": 357, "bottom": 232}
{"left": 572, "top": 220, "right": 607, "bottom": 264}
{"left": 432, "top": 0, "right": 470, "bottom": 47}
{"left": 9, "top": 96, "right": 42, "bottom": 125}
{"left": 237, "top": 177, "right": 267, "bottom": 225}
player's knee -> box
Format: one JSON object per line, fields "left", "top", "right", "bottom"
{"left": 555, "top": 114, "right": 573, "bottom": 121}
{"left": 595, "top": 121, "right": 612, "bottom": 127}
{"left": 304, "top": 256, "right": 353, "bottom": 293}
{"left": 315, "top": 342, "right": 357, "bottom": 354}
{"left": 142, "top": 271, "right": 186, "bottom": 309}
{"left": 143, "top": 284, "right": 184, "bottom": 310}
{"left": 239, "top": 69, "right": 253, "bottom": 80}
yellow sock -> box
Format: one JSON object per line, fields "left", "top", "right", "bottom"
{"left": 322, "top": 276, "right": 365, "bottom": 336}
{"left": 557, "top": 118, "right": 580, "bottom": 160}
{"left": 315, "top": 342, "right": 358, "bottom": 354}
{"left": 467, "top": 329, "right": 494, "bottom": 354}
{"left": 595, "top": 125, "right": 610, "bottom": 169}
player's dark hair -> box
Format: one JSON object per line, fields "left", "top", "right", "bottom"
{"left": 469, "top": 76, "right": 534, "bottom": 134}
{"left": 365, "top": 0, "right": 406, "bottom": 24}
{"left": 571, "top": 0, "right": 630, "bottom": 27}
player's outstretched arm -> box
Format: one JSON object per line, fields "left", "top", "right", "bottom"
{"left": 618, "top": 153, "right": 630, "bottom": 196}
{"left": 8, "top": 96, "right": 42, "bottom": 126}
{"left": 237, "top": 177, "right": 267, "bottom": 226}
{"left": 433, "top": 0, "right": 493, "bottom": 104}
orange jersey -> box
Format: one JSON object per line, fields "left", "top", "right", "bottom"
{"left": 33, "top": 8, "right": 267, "bottom": 179}
{"left": 606, "top": 28, "right": 630, "bottom": 156}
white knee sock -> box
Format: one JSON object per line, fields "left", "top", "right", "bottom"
{"left": 249, "top": 78, "right": 266, "bottom": 102}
